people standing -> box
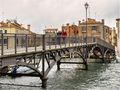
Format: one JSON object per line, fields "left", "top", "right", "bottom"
{"left": 56, "top": 31, "right": 61, "bottom": 45}
{"left": 61, "top": 30, "right": 67, "bottom": 44}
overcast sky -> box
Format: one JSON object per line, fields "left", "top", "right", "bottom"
{"left": 0, "top": 0, "right": 120, "bottom": 33}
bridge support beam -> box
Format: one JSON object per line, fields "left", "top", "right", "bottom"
{"left": 41, "top": 34, "right": 47, "bottom": 88}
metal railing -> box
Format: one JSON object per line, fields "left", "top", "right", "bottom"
{"left": 95, "top": 37, "right": 114, "bottom": 50}
{"left": 0, "top": 33, "right": 114, "bottom": 56}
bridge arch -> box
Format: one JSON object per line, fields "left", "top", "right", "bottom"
{"left": 104, "top": 49, "right": 112, "bottom": 59}
{"left": 17, "top": 64, "right": 43, "bottom": 79}
{"left": 73, "top": 51, "right": 86, "bottom": 63}
{"left": 90, "top": 46, "right": 103, "bottom": 59}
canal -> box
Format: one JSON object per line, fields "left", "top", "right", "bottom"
{"left": 0, "top": 58, "right": 119, "bottom": 90}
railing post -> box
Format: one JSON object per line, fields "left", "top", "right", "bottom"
{"left": 34, "top": 34, "right": 37, "bottom": 51}
{"left": 69, "top": 36, "right": 70, "bottom": 47}
{"left": 42, "top": 34, "right": 45, "bottom": 50}
{"left": 42, "top": 34, "right": 47, "bottom": 88}
{"left": 60, "top": 35, "right": 61, "bottom": 48}
{"left": 49, "top": 35, "right": 51, "bottom": 49}
{"left": 25, "top": 34, "right": 28, "bottom": 53}
{"left": 7, "top": 37, "right": 8, "bottom": 49}
{"left": 1, "top": 33, "right": 4, "bottom": 55}
{"left": 55, "top": 36, "right": 56, "bottom": 49}
{"left": 75, "top": 35, "right": 77, "bottom": 46}
{"left": 65, "top": 37, "right": 66, "bottom": 47}
{"left": 80, "top": 36, "right": 81, "bottom": 45}
{"left": 15, "top": 34, "right": 17, "bottom": 54}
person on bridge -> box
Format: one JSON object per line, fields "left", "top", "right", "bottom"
{"left": 61, "top": 30, "right": 67, "bottom": 44}
{"left": 56, "top": 31, "right": 61, "bottom": 45}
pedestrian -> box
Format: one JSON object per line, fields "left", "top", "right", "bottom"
{"left": 56, "top": 31, "right": 61, "bottom": 45}
{"left": 61, "top": 30, "right": 67, "bottom": 44}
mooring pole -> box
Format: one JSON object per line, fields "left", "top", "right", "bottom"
{"left": 41, "top": 34, "right": 47, "bottom": 88}
{"left": 57, "top": 60, "right": 61, "bottom": 70}
{"left": 102, "top": 47, "right": 105, "bottom": 63}
{"left": 84, "top": 59, "right": 88, "bottom": 70}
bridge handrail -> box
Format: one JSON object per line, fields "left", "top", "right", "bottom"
{"left": 95, "top": 37, "right": 114, "bottom": 50}
{"left": 0, "top": 33, "right": 114, "bottom": 56}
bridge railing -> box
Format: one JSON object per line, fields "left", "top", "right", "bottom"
{"left": 0, "top": 33, "right": 114, "bottom": 56}
{"left": 95, "top": 37, "right": 114, "bottom": 50}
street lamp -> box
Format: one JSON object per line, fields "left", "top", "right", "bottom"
{"left": 84, "top": 2, "right": 89, "bottom": 70}
{"left": 84, "top": 2, "right": 89, "bottom": 46}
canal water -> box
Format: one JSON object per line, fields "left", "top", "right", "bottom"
{"left": 0, "top": 58, "right": 120, "bottom": 90}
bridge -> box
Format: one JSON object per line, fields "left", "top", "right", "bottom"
{"left": 0, "top": 33, "right": 115, "bottom": 88}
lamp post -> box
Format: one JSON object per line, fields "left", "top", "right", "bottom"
{"left": 85, "top": 2, "right": 89, "bottom": 55}
{"left": 85, "top": 2, "right": 89, "bottom": 47}
{"left": 84, "top": 2, "right": 89, "bottom": 70}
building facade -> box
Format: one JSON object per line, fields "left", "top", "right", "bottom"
{"left": 111, "top": 28, "right": 117, "bottom": 46}
{"left": 44, "top": 28, "right": 58, "bottom": 36}
{"left": 62, "top": 18, "right": 115, "bottom": 45}
{"left": 44, "top": 28, "right": 58, "bottom": 45}
{"left": 0, "top": 20, "right": 35, "bottom": 48}
{"left": 116, "top": 18, "right": 120, "bottom": 56}
{"left": 62, "top": 23, "right": 79, "bottom": 37}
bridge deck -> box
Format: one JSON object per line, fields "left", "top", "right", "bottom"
{"left": 0, "top": 43, "right": 96, "bottom": 57}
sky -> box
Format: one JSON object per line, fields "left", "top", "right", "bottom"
{"left": 0, "top": 0, "right": 120, "bottom": 34}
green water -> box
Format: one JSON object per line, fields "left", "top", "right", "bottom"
{"left": 0, "top": 59, "right": 119, "bottom": 90}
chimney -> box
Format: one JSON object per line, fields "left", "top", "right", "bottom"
{"left": 101, "top": 19, "right": 104, "bottom": 24}
{"left": 78, "top": 20, "right": 81, "bottom": 25}
{"left": 66, "top": 23, "right": 69, "bottom": 26}
{"left": 27, "top": 24, "right": 31, "bottom": 30}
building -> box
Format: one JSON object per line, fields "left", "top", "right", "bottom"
{"left": 0, "top": 20, "right": 35, "bottom": 48}
{"left": 0, "top": 20, "right": 32, "bottom": 34}
{"left": 78, "top": 18, "right": 109, "bottom": 41}
{"left": 116, "top": 18, "right": 120, "bottom": 56}
{"left": 62, "top": 23, "right": 78, "bottom": 37}
{"left": 111, "top": 27, "right": 117, "bottom": 46}
{"left": 62, "top": 18, "right": 113, "bottom": 44}
{"left": 44, "top": 28, "right": 58, "bottom": 45}
{"left": 44, "top": 28, "right": 58, "bottom": 36}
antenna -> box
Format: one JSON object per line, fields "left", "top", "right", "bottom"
{"left": 88, "top": 6, "right": 90, "bottom": 18}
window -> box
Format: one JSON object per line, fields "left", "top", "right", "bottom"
{"left": 82, "top": 26, "right": 86, "bottom": 32}
{"left": 106, "top": 29, "right": 108, "bottom": 33}
{"left": 0, "top": 30, "right": 3, "bottom": 33}
{"left": 4, "top": 39, "right": 7, "bottom": 44}
{"left": 4, "top": 30, "right": 7, "bottom": 33}
{"left": 92, "top": 26, "right": 97, "bottom": 31}
{"left": 0, "top": 38, "right": 8, "bottom": 44}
